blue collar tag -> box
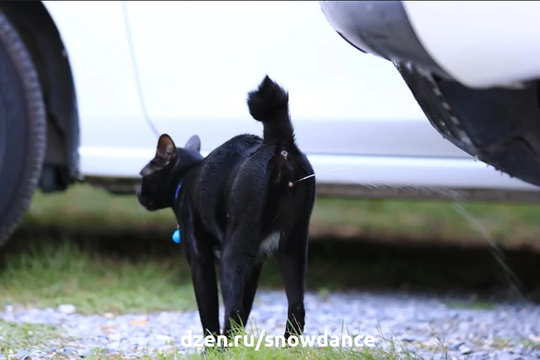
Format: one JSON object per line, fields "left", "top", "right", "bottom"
{"left": 172, "top": 228, "right": 181, "bottom": 243}
{"left": 172, "top": 181, "right": 182, "bottom": 244}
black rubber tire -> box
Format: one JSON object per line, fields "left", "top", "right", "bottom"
{"left": 0, "top": 10, "right": 47, "bottom": 247}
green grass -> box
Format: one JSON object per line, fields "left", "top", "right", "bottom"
{"left": 310, "top": 197, "right": 540, "bottom": 245}
{"left": 521, "top": 338, "right": 540, "bottom": 350}
{"left": 79, "top": 340, "right": 426, "bottom": 360}
{"left": 80, "top": 348, "right": 404, "bottom": 360}
{"left": 3, "top": 183, "right": 540, "bottom": 314}
{"left": 0, "top": 240, "right": 194, "bottom": 315}
{"left": 39, "top": 341, "right": 427, "bottom": 360}
{"left": 443, "top": 300, "right": 496, "bottom": 310}
{"left": 5, "top": 234, "right": 538, "bottom": 316}
{"left": 0, "top": 320, "right": 62, "bottom": 354}
{"left": 21, "top": 184, "right": 540, "bottom": 246}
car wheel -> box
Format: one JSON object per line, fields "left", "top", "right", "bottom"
{"left": 0, "top": 10, "right": 47, "bottom": 247}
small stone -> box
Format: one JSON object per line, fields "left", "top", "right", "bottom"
{"left": 103, "top": 312, "right": 115, "bottom": 318}
{"left": 77, "top": 348, "right": 93, "bottom": 358}
{"left": 107, "top": 341, "right": 122, "bottom": 352}
{"left": 474, "top": 351, "right": 489, "bottom": 357}
{"left": 155, "top": 334, "right": 174, "bottom": 343}
{"left": 448, "top": 342, "right": 465, "bottom": 351}
{"left": 95, "top": 335, "right": 109, "bottom": 343}
{"left": 461, "top": 346, "right": 473, "bottom": 355}
{"left": 58, "top": 304, "right": 76, "bottom": 315}
{"left": 130, "top": 320, "right": 148, "bottom": 326}
{"left": 131, "top": 337, "right": 149, "bottom": 347}
{"left": 14, "top": 350, "right": 30, "bottom": 360}
{"left": 109, "top": 333, "right": 122, "bottom": 341}
{"left": 62, "top": 347, "right": 77, "bottom": 354}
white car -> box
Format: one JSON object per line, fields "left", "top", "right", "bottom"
{"left": 0, "top": 1, "right": 538, "bottom": 246}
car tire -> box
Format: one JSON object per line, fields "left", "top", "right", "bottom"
{"left": 0, "top": 10, "right": 47, "bottom": 247}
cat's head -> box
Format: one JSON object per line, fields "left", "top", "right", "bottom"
{"left": 136, "top": 134, "right": 202, "bottom": 211}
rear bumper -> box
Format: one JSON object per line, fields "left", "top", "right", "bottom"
{"left": 320, "top": 1, "right": 540, "bottom": 88}
{"left": 319, "top": 1, "right": 450, "bottom": 80}
{"left": 320, "top": 1, "right": 540, "bottom": 189}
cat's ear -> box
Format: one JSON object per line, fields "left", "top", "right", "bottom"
{"left": 184, "top": 134, "right": 201, "bottom": 153}
{"left": 156, "top": 134, "right": 176, "bottom": 161}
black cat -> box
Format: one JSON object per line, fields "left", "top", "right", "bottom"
{"left": 137, "top": 76, "right": 316, "bottom": 341}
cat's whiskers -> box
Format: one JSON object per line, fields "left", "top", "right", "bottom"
{"left": 292, "top": 166, "right": 350, "bottom": 185}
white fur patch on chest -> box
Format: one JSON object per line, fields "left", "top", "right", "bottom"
{"left": 259, "top": 231, "right": 281, "bottom": 256}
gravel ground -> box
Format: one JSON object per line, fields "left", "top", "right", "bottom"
{"left": 2, "top": 290, "right": 540, "bottom": 359}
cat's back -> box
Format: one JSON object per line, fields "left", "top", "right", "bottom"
{"left": 203, "top": 134, "right": 263, "bottom": 170}
{"left": 190, "top": 134, "right": 264, "bottom": 240}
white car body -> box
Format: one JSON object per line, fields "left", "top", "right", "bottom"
{"left": 403, "top": 1, "right": 540, "bottom": 89}
{"left": 42, "top": 1, "right": 540, "bottom": 201}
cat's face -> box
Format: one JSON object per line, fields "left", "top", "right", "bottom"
{"left": 136, "top": 134, "right": 202, "bottom": 211}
